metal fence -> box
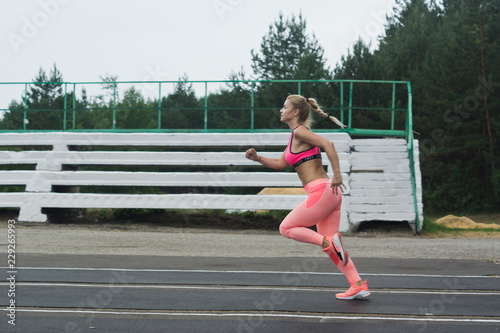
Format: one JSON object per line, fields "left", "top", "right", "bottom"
{"left": 0, "top": 79, "right": 410, "bottom": 135}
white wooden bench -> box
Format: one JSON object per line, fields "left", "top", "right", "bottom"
{"left": 0, "top": 132, "right": 422, "bottom": 232}
{"left": 0, "top": 132, "right": 353, "bottom": 229}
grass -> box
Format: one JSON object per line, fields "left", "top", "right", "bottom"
{"left": 421, "top": 217, "right": 451, "bottom": 233}
{"left": 109, "top": 208, "right": 291, "bottom": 219}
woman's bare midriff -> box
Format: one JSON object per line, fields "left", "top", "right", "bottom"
{"left": 294, "top": 158, "right": 329, "bottom": 187}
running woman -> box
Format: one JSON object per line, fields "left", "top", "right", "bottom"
{"left": 245, "top": 95, "right": 370, "bottom": 300}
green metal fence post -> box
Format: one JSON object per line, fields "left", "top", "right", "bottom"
{"left": 348, "top": 82, "right": 353, "bottom": 128}
{"left": 406, "top": 82, "right": 420, "bottom": 232}
{"left": 158, "top": 82, "right": 162, "bottom": 129}
{"left": 391, "top": 83, "right": 396, "bottom": 130}
{"left": 204, "top": 81, "right": 208, "bottom": 131}
{"left": 63, "top": 83, "right": 67, "bottom": 130}
{"left": 340, "top": 82, "right": 344, "bottom": 124}
{"left": 23, "top": 83, "right": 28, "bottom": 130}
{"left": 251, "top": 82, "right": 255, "bottom": 130}
{"left": 112, "top": 84, "right": 117, "bottom": 130}
{"left": 298, "top": 81, "right": 301, "bottom": 95}
{"left": 72, "top": 83, "right": 76, "bottom": 130}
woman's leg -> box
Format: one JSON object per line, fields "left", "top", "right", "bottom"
{"left": 279, "top": 199, "right": 326, "bottom": 246}
{"left": 315, "top": 205, "right": 361, "bottom": 284}
{"left": 279, "top": 181, "right": 337, "bottom": 247}
{"left": 280, "top": 179, "right": 362, "bottom": 284}
{"left": 280, "top": 180, "right": 369, "bottom": 298}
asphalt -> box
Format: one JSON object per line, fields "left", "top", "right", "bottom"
{"left": 3, "top": 222, "right": 500, "bottom": 260}
{"left": 0, "top": 221, "right": 499, "bottom": 333}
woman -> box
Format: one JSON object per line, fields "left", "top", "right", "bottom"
{"left": 245, "top": 95, "right": 370, "bottom": 300}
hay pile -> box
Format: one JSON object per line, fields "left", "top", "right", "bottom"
{"left": 435, "top": 215, "right": 500, "bottom": 229}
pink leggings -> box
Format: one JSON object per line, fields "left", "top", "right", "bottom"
{"left": 279, "top": 178, "right": 361, "bottom": 284}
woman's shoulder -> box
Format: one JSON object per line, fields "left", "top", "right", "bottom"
{"left": 294, "top": 125, "right": 329, "bottom": 147}
{"left": 294, "top": 124, "right": 316, "bottom": 137}
{"left": 293, "top": 124, "right": 312, "bottom": 134}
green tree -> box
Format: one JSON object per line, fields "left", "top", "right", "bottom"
{"left": 333, "top": 39, "right": 397, "bottom": 130}
{"left": 207, "top": 70, "right": 253, "bottom": 129}
{"left": 116, "top": 86, "right": 156, "bottom": 129}
{"left": 334, "top": 39, "right": 381, "bottom": 80}
{"left": 251, "top": 12, "right": 331, "bottom": 81}
{"left": 23, "top": 64, "right": 65, "bottom": 130}
{"left": 0, "top": 100, "right": 24, "bottom": 130}
{"left": 378, "top": 0, "right": 442, "bottom": 133}
{"left": 371, "top": 0, "right": 500, "bottom": 213}
{"left": 250, "top": 12, "right": 334, "bottom": 129}
{"left": 73, "top": 87, "right": 94, "bottom": 130}
{"left": 0, "top": 66, "right": 93, "bottom": 131}
{"left": 161, "top": 75, "right": 203, "bottom": 129}
{"left": 423, "top": 0, "right": 500, "bottom": 212}
{"left": 90, "top": 74, "right": 119, "bottom": 129}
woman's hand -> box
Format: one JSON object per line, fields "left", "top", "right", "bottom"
{"left": 245, "top": 148, "right": 259, "bottom": 161}
{"left": 331, "top": 174, "right": 346, "bottom": 194}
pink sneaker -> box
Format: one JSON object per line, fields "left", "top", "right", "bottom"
{"left": 336, "top": 280, "right": 371, "bottom": 300}
{"left": 322, "top": 233, "right": 349, "bottom": 266}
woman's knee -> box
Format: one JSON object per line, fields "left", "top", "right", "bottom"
{"left": 279, "top": 222, "right": 290, "bottom": 237}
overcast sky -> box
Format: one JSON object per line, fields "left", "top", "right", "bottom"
{"left": 0, "top": 0, "right": 396, "bottom": 109}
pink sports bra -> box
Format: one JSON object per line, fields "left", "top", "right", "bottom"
{"left": 285, "top": 126, "right": 322, "bottom": 168}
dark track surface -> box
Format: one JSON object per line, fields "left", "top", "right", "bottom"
{"left": 1, "top": 255, "right": 499, "bottom": 332}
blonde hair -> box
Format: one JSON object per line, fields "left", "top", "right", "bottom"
{"left": 286, "top": 95, "right": 346, "bottom": 128}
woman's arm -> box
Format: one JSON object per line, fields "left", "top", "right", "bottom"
{"left": 245, "top": 148, "right": 288, "bottom": 171}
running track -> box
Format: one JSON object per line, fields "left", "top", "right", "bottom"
{"left": 1, "top": 255, "right": 499, "bottom": 332}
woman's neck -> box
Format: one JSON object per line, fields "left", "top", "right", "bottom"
{"left": 288, "top": 121, "right": 302, "bottom": 131}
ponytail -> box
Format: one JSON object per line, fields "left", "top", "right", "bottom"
{"left": 306, "top": 97, "right": 346, "bottom": 128}
{"left": 287, "top": 95, "right": 346, "bottom": 129}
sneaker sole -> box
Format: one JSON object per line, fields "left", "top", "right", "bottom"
{"left": 336, "top": 290, "right": 371, "bottom": 300}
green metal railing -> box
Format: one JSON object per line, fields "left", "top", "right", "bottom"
{"left": 405, "top": 82, "right": 420, "bottom": 231}
{"left": 1, "top": 79, "right": 409, "bottom": 135}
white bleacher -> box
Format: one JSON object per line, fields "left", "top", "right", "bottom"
{"left": 0, "top": 132, "right": 422, "bottom": 232}
{"left": 349, "top": 138, "right": 423, "bottom": 231}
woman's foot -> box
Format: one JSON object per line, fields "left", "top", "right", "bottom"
{"left": 322, "top": 233, "right": 349, "bottom": 266}
{"left": 336, "top": 280, "right": 370, "bottom": 300}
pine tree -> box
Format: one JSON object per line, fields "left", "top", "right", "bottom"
{"left": 251, "top": 12, "right": 330, "bottom": 81}
{"left": 161, "top": 75, "right": 202, "bottom": 129}
{"left": 207, "top": 70, "right": 253, "bottom": 130}
{"left": 374, "top": 0, "right": 500, "bottom": 212}
{"left": 117, "top": 87, "right": 156, "bottom": 129}
{"left": 24, "top": 64, "right": 65, "bottom": 130}
{"left": 250, "top": 12, "right": 333, "bottom": 129}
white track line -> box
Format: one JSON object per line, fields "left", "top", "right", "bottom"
{"left": 2, "top": 282, "right": 498, "bottom": 295}
{"left": 1, "top": 308, "right": 499, "bottom": 324}
{"left": 2, "top": 266, "right": 497, "bottom": 279}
